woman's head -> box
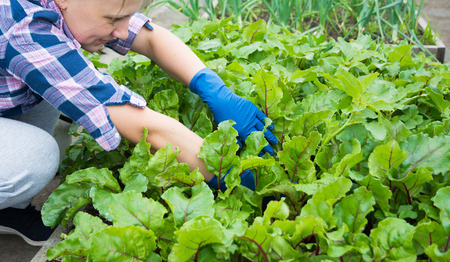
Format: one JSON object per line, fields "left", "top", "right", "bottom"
{"left": 55, "top": 0, "right": 143, "bottom": 52}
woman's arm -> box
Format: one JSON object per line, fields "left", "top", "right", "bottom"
{"left": 129, "top": 21, "right": 277, "bottom": 156}
{"left": 130, "top": 22, "right": 205, "bottom": 86}
{"left": 106, "top": 104, "right": 214, "bottom": 181}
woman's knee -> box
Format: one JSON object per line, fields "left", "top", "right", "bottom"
{"left": 0, "top": 119, "right": 60, "bottom": 207}
{"left": 33, "top": 130, "right": 60, "bottom": 180}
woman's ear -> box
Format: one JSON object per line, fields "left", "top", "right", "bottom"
{"left": 54, "top": 0, "right": 69, "bottom": 10}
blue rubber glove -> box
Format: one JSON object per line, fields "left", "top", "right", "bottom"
{"left": 207, "top": 170, "right": 255, "bottom": 192}
{"left": 190, "top": 68, "right": 277, "bottom": 156}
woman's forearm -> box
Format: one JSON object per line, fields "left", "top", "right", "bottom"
{"left": 106, "top": 104, "right": 214, "bottom": 181}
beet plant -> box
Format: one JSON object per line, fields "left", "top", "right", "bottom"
{"left": 43, "top": 18, "right": 450, "bottom": 261}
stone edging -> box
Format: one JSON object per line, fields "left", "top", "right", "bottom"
{"left": 30, "top": 226, "right": 63, "bottom": 262}
{"left": 412, "top": 16, "right": 446, "bottom": 63}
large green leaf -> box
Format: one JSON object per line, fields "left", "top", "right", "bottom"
{"left": 108, "top": 191, "right": 167, "bottom": 232}
{"left": 90, "top": 225, "right": 159, "bottom": 261}
{"left": 414, "top": 219, "right": 447, "bottom": 252}
{"left": 42, "top": 182, "right": 92, "bottom": 227}
{"left": 370, "top": 217, "right": 416, "bottom": 261}
{"left": 162, "top": 183, "right": 215, "bottom": 227}
{"left": 350, "top": 172, "right": 392, "bottom": 214}
{"left": 289, "top": 110, "right": 333, "bottom": 138}
{"left": 299, "top": 177, "right": 352, "bottom": 228}
{"left": 148, "top": 89, "right": 180, "bottom": 120}
{"left": 333, "top": 187, "right": 375, "bottom": 237}
{"left": 238, "top": 221, "right": 274, "bottom": 261}
{"left": 368, "top": 140, "right": 408, "bottom": 179}
{"left": 273, "top": 216, "right": 326, "bottom": 253}
{"left": 65, "top": 167, "right": 121, "bottom": 193}
{"left": 198, "top": 120, "right": 240, "bottom": 186}
{"left": 169, "top": 217, "right": 228, "bottom": 262}
{"left": 277, "top": 132, "right": 321, "bottom": 183}
{"left": 156, "top": 163, "right": 204, "bottom": 188}
{"left": 432, "top": 186, "right": 450, "bottom": 234}
{"left": 389, "top": 167, "right": 433, "bottom": 203}
{"left": 330, "top": 138, "right": 363, "bottom": 177}
{"left": 46, "top": 212, "right": 106, "bottom": 260}
{"left": 252, "top": 67, "right": 283, "bottom": 117}
{"left": 399, "top": 134, "right": 450, "bottom": 177}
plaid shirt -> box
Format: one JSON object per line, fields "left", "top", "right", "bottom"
{"left": 0, "top": 0, "right": 151, "bottom": 151}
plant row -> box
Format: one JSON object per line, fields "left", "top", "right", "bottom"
{"left": 45, "top": 19, "right": 450, "bottom": 261}
{"left": 147, "top": 0, "right": 437, "bottom": 49}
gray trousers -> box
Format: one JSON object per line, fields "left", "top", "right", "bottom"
{"left": 0, "top": 101, "right": 60, "bottom": 209}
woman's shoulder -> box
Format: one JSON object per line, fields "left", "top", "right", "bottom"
{"left": 1, "top": 0, "right": 61, "bottom": 26}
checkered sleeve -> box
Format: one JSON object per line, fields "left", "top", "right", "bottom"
{"left": 4, "top": 15, "right": 147, "bottom": 151}
{"left": 105, "top": 12, "right": 153, "bottom": 55}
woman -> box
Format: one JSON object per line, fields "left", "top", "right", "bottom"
{"left": 0, "top": 0, "right": 276, "bottom": 245}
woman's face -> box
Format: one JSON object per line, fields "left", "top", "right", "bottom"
{"left": 56, "top": 0, "right": 143, "bottom": 52}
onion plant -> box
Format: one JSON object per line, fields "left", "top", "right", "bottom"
{"left": 146, "top": 0, "right": 437, "bottom": 60}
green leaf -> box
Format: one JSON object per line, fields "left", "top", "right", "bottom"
{"left": 299, "top": 177, "right": 353, "bottom": 228}
{"left": 399, "top": 134, "right": 450, "bottom": 177}
{"left": 370, "top": 217, "right": 416, "bottom": 261}
{"left": 290, "top": 110, "right": 333, "bottom": 138}
{"left": 427, "top": 87, "right": 450, "bottom": 118}
{"left": 156, "top": 164, "right": 204, "bottom": 188}
{"left": 169, "top": 217, "right": 228, "bottom": 261}
{"left": 243, "top": 20, "right": 267, "bottom": 43}
{"left": 90, "top": 225, "right": 158, "bottom": 261}
{"left": 368, "top": 140, "right": 408, "bottom": 178}
{"left": 262, "top": 198, "right": 290, "bottom": 225}
{"left": 324, "top": 68, "right": 378, "bottom": 106}
{"left": 123, "top": 173, "right": 149, "bottom": 193}
{"left": 350, "top": 172, "right": 392, "bottom": 214}
{"left": 330, "top": 138, "right": 363, "bottom": 177}
{"left": 190, "top": 111, "right": 214, "bottom": 139}
{"left": 424, "top": 244, "right": 450, "bottom": 261}
{"left": 300, "top": 90, "right": 346, "bottom": 113}
{"left": 364, "top": 121, "right": 387, "bottom": 141}
{"left": 148, "top": 89, "right": 180, "bottom": 120}
{"left": 241, "top": 129, "right": 269, "bottom": 158}
{"left": 42, "top": 182, "right": 92, "bottom": 227}
{"left": 197, "top": 38, "right": 223, "bottom": 51}
{"left": 277, "top": 132, "right": 321, "bottom": 183}
{"left": 46, "top": 212, "right": 106, "bottom": 260}
{"left": 333, "top": 187, "right": 375, "bottom": 237}
{"left": 253, "top": 67, "right": 283, "bottom": 117}
{"left": 388, "top": 44, "right": 414, "bottom": 68}
{"left": 65, "top": 167, "right": 121, "bottom": 193}
{"left": 414, "top": 219, "right": 447, "bottom": 251}
{"left": 214, "top": 195, "right": 252, "bottom": 230}
{"left": 119, "top": 128, "right": 151, "bottom": 184}
{"left": 238, "top": 221, "right": 273, "bottom": 262}
{"left": 162, "top": 183, "right": 215, "bottom": 227}
{"left": 274, "top": 216, "right": 326, "bottom": 253}
{"left": 108, "top": 191, "right": 167, "bottom": 232}
{"left": 199, "top": 120, "right": 240, "bottom": 185}
{"left": 432, "top": 187, "right": 450, "bottom": 234}
{"left": 389, "top": 167, "right": 433, "bottom": 202}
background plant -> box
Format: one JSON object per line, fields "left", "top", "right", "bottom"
{"left": 147, "top": 0, "right": 438, "bottom": 61}
{"left": 47, "top": 18, "right": 450, "bottom": 261}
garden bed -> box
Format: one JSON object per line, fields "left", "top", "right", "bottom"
{"left": 41, "top": 18, "right": 450, "bottom": 261}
